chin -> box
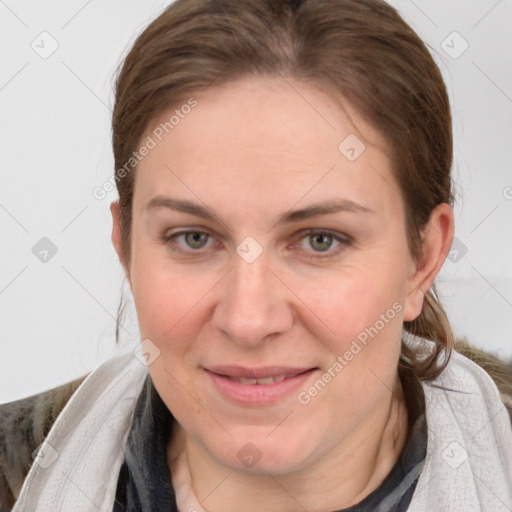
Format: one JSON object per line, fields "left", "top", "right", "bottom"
{"left": 210, "top": 429, "right": 320, "bottom": 475}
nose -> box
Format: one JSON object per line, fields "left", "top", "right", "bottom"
{"left": 212, "top": 250, "right": 293, "bottom": 347}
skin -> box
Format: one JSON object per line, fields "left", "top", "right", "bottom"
{"left": 111, "top": 75, "right": 454, "bottom": 511}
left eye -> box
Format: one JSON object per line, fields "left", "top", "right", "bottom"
{"left": 297, "top": 231, "right": 341, "bottom": 253}
{"left": 297, "top": 231, "right": 350, "bottom": 257}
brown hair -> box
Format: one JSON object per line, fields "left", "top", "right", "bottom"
{"left": 111, "top": 0, "right": 455, "bottom": 381}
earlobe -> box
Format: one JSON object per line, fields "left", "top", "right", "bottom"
{"left": 403, "top": 203, "right": 455, "bottom": 322}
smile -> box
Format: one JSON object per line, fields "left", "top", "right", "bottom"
{"left": 204, "top": 366, "right": 318, "bottom": 405}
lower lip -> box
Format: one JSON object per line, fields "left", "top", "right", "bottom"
{"left": 205, "top": 369, "right": 317, "bottom": 406}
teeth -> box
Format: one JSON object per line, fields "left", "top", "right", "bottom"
{"left": 239, "top": 377, "right": 258, "bottom": 385}
{"left": 231, "top": 374, "right": 292, "bottom": 385}
{"left": 256, "top": 377, "right": 275, "bottom": 385}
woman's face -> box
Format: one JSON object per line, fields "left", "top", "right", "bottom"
{"left": 113, "top": 75, "right": 424, "bottom": 474}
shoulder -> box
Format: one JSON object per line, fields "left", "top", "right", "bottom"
{"left": 452, "top": 338, "right": 512, "bottom": 423}
{"left": 0, "top": 375, "right": 87, "bottom": 510}
{"left": 411, "top": 337, "right": 512, "bottom": 423}
{"left": 412, "top": 341, "right": 512, "bottom": 508}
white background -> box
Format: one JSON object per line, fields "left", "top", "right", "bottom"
{"left": 1, "top": 0, "right": 511, "bottom": 403}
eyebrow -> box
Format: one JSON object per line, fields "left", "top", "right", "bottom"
{"left": 145, "top": 196, "right": 376, "bottom": 224}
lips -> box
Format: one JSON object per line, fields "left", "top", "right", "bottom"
{"left": 204, "top": 365, "right": 318, "bottom": 405}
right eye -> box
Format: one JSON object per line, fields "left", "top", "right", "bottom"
{"left": 161, "top": 229, "right": 218, "bottom": 253}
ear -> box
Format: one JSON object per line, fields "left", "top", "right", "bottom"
{"left": 110, "top": 200, "right": 131, "bottom": 287}
{"left": 403, "top": 203, "right": 455, "bottom": 322}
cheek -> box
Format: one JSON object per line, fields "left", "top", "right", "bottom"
{"left": 129, "top": 236, "right": 213, "bottom": 340}
{"left": 306, "top": 267, "right": 406, "bottom": 356}
{"left": 296, "top": 272, "right": 405, "bottom": 423}
{"left": 131, "top": 265, "right": 209, "bottom": 422}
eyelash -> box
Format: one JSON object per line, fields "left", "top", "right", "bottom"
{"left": 160, "top": 228, "right": 352, "bottom": 259}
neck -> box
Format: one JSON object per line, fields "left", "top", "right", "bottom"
{"left": 167, "top": 374, "right": 409, "bottom": 512}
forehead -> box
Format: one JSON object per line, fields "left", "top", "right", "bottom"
{"left": 134, "top": 75, "right": 399, "bottom": 215}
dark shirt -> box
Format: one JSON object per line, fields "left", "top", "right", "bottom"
{"left": 113, "top": 366, "right": 427, "bottom": 512}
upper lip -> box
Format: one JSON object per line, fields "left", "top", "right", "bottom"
{"left": 205, "top": 365, "right": 316, "bottom": 379}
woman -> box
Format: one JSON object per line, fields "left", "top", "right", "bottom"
{"left": 2, "top": 0, "right": 512, "bottom": 510}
